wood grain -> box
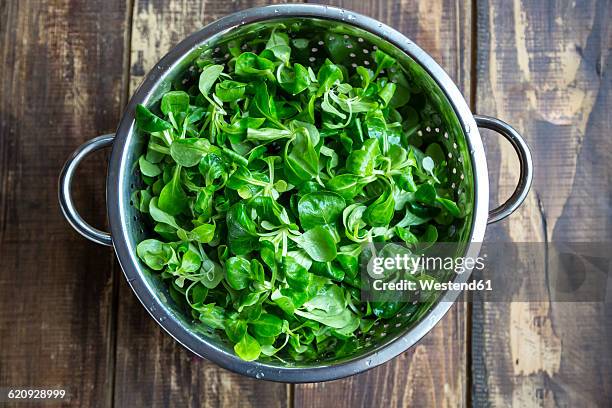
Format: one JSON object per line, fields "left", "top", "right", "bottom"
{"left": 113, "top": 1, "right": 295, "bottom": 407}
{"left": 293, "top": 1, "right": 472, "bottom": 407}
{"left": 0, "top": 0, "right": 128, "bottom": 406}
{"left": 1, "top": 0, "right": 610, "bottom": 406}
{"left": 473, "top": 0, "right": 611, "bottom": 406}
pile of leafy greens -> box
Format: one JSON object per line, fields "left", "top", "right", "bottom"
{"left": 133, "top": 28, "right": 464, "bottom": 362}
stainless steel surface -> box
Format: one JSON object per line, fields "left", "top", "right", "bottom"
{"left": 59, "top": 134, "right": 114, "bottom": 246}
{"left": 58, "top": 4, "right": 530, "bottom": 382}
{"left": 475, "top": 115, "right": 534, "bottom": 224}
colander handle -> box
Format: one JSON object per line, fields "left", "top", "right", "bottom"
{"left": 475, "top": 115, "right": 533, "bottom": 224}
{"left": 58, "top": 134, "right": 114, "bottom": 246}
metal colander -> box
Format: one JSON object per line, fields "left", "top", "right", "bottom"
{"left": 59, "top": 4, "right": 532, "bottom": 382}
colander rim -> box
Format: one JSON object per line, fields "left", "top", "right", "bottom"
{"left": 107, "top": 3, "right": 489, "bottom": 383}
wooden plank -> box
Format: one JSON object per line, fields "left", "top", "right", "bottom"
{"left": 113, "top": 1, "right": 295, "bottom": 407}
{"left": 294, "top": 1, "right": 472, "bottom": 407}
{"left": 472, "top": 0, "right": 612, "bottom": 406}
{"left": 0, "top": 0, "right": 128, "bottom": 406}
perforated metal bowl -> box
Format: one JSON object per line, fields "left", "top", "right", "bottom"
{"left": 59, "top": 4, "right": 532, "bottom": 382}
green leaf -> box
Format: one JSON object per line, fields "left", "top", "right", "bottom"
{"left": 283, "top": 257, "right": 310, "bottom": 291}
{"left": 234, "top": 52, "right": 275, "bottom": 79}
{"left": 372, "top": 301, "right": 403, "bottom": 319}
{"left": 265, "top": 30, "right": 291, "bottom": 64}
{"left": 316, "top": 59, "right": 343, "bottom": 96}
{"left": 199, "top": 64, "right": 224, "bottom": 97}
{"left": 436, "top": 197, "right": 461, "bottom": 217}
{"left": 149, "top": 197, "right": 180, "bottom": 229}
{"left": 422, "top": 224, "right": 439, "bottom": 243}
{"left": 251, "top": 314, "right": 284, "bottom": 338}
{"left": 342, "top": 204, "right": 368, "bottom": 242}
{"left": 296, "top": 225, "right": 337, "bottom": 262}
{"left": 197, "top": 304, "right": 226, "bottom": 329}
{"left": 178, "top": 248, "right": 201, "bottom": 275}
{"left": 246, "top": 127, "right": 292, "bottom": 142}
{"left": 250, "top": 259, "right": 265, "bottom": 283}
{"left": 194, "top": 187, "right": 214, "bottom": 219}
{"left": 298, "top": 191, "right": 346, "bottom": 231}
{"left": 422, "top": 156, "right": 435, "bottom": 174}
{"left": 170, "top": 138, "right": 211, "bottom": 167}
{"left": 135, "top": 104, "right": 172, "bottom": 132}
{"left": 415, "top": 183, "right": 437, "bottom": 205}
{"left": 215, "top": 80, "right": 246, "bottom": 102}
{"left": 295, "top": 285, "right": 358, "bottom": 330}
{"left": 200, "top": 253, "right": 224, "bottom": 289}
{"left": 396, "top": 207, "right": 431, "bottom": 227}
{"left": 226, "top": 202, "right": 259, "bottom": 256}
{"left": 395, "top": 226, "right": 418, "bottom": 245}
{"left": 198, "top": 152, "right": 227, "bottom": 187}
{"left": 277, "top": 63, "right": 310, "bottom": 95}
{"left": 336, "top": 244, "right": 360, "bottom": 278}
{"left": 225, "top": 315, "right": 247, "bottom": 342}
{"left": 326, "top": 174, "right": 366, "bottom": 200}
{"left": 311, "top": 261, "right": 345, "bottom": 281}
{"left": 271, "top": 289, "right": 296, "bottom": 315}
{"left": 373, "top": 49, "right": 396, "bottom": 74}
{"left": 345, "top": 138, "right": 380, "bottom": 176}
{"left": 284, "top": 127, "right": 319, "bottom": 184}
{"left": 158, "top": 165, "right": 188, "bottom": 215}
{"left": 234, "top": 333, "right": 261, "bottom": 361}
{"left": 138, "top": 155, "right": 162, "bottom": 177}
{"left": 425, "top": 143, "right": 446, "bottom": 165}
{"left": 132, "top": 189, "right": 152, "bottom": 213}
{"left": 226, "top": 256, "right": 251, "bottom": 290}
{"left": 378, "top": 82, "right": 396, "bottom": 107}
{"left": 136, "top": 239, "right": 174, "bottom": 270}
{"left": 161, "top": 91, "right": 190, "bottom": 116}
{"left": 363, "top": 183, "right": 395, "bottom": 227}
{"left": 190, "top": 224, "right": 215, "bottom": 243}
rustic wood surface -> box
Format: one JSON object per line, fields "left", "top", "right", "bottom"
{"left": 0, "top": 1, "right": 609, "bottom": 408}
{"left": 472, "top": 0, "right": 611, "bottom": 406}
{"left": 0, "top": 0, "right": 128, "bottom": 407}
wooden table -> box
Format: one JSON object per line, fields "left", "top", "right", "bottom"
{"left": 1, "top": 0, "right": 610, "bottom": 406}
